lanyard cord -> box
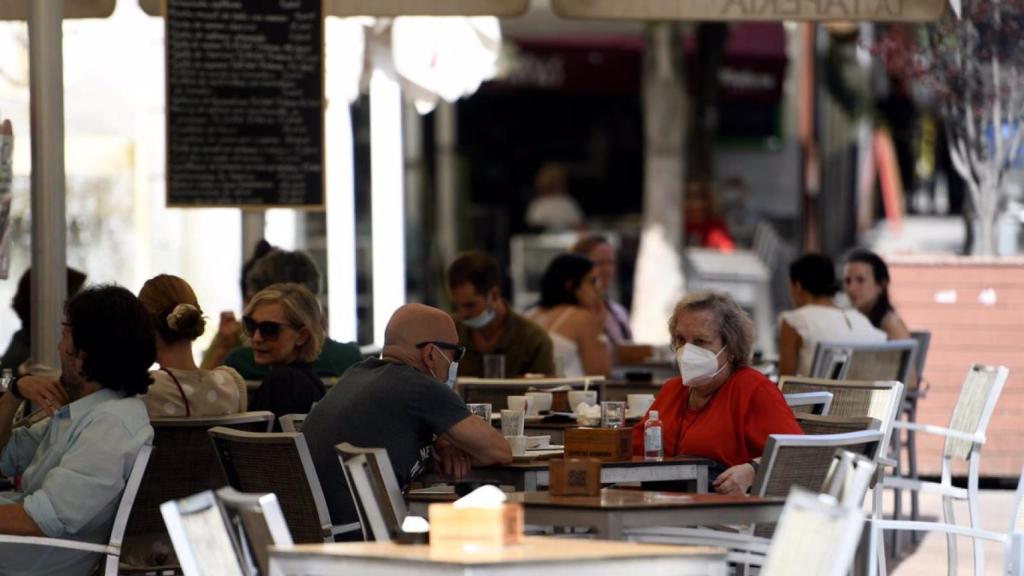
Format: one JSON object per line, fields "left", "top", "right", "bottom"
{"left": 160, "top": 367, "right": 192, "bottom": 417}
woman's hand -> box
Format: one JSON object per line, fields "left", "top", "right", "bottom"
{"left": 712, "top": 462, "right": 756, "bottom": 495}
{"left": 15, "top": 376, "right": 71, "bottom": 417}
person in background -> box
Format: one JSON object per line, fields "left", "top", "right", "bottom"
{"left": 843, "top": 249, "right": 912, "bottom": 341}
{"left": 1, "top": 267, "right": 87, "bottom": 375}
{"left": 526, "top": 254, "right": 611, "bottom": 377}
{"left": 245, "top": 283, "right": 326, "bottom": 426}
{"left": 570, "top": 235, "right": 632, "bottom": 345}
{"left": 525, "top": 162, "right": 584, "bottom": 231}
{"left": 632, "top": 291, "right": 802, "bottom": 494}
{"left": 223, "top": 249, "right": 361, "bottom": 380}
{"left": 447, "top": 252, "right": 555, "bottom": 377}
{"left": 137, "top": 274, "right": 246, "bottom": 418}
{"left": 844, "top": 249, "right": 917, "bottom": 385}
{"left": 684, "top": 181, "right": 735, "bottom": 251}
{"left": 303, "top": 304, "right": 512, "bottom": 536}
{"left": 202, "top": 239, "right": 275, "bottom": 370}
{"left": 778, "top": 253, "right": 886, "bottom": 377}
{"left": 0, "top": 285, "right": 155, "bottom": 575}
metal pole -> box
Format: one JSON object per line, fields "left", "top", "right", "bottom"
{"left": 435, "top": 101, "right": 458, "bottom": 268}
{"left": 28, "top": 0, "right": 66, "bottom": 369}
{"left": 241, "top": 211, "right": 266, "bottom": 262}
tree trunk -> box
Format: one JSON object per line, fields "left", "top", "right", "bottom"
{"left": 630, "top": 23, "right": 687, "bottom": 344}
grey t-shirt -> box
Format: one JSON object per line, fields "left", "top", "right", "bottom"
{"left": 303, "top": 357, "right": 472, "bottom": 528}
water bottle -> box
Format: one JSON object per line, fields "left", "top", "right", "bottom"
{"left": 0, "top": 368, "right": 12, "bottom": 393}
{"left": 644, "top": 410, "right": 663, "bottom": 460}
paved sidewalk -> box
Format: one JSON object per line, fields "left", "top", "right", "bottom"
{"left": 885, "top": 488, "right": 1016, "bottom": 575}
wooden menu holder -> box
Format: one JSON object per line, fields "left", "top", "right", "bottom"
{"left": 549, "top": 458, "right": 602, "bottom": 497}
{"left": 564, "top": 427, "right": 633, "bottom": 460}
{"left": 428, "top": 502, "right": 524, "bottom": 549}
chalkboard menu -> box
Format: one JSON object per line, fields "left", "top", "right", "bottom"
{"left": 166, "top": 0, "right": 325, "bottom": 207}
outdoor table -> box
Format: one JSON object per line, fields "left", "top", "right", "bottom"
{"left": 430, "top": 455, "right": 712, "bottom": 492}
{"left": 492, "top": 416, "right": 642, "bottom": 445}
{"left": 406, "top": 488, "right": 785, "bottom": 541}
{"left": 267, "top": 536, "right": 728, "bottom": 576}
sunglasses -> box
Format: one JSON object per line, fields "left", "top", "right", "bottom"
{"left": 416, "top": 341, "right": 466, "bottom": 362}
{"left": 242, "top": 316, "right": 301, "bottom": 340}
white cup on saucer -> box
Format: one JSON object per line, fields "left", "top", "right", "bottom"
{"left": 507, "top": 395, "right": 533, "bottom": 414}
{"left": 525, "top": 392, "right": 553, "bottom": 415}
{"left": 627, "top": 394, "right": 655, "bottom": 418}
{"left": 568, "top": 390, "right": 598, "bottom": 413}
{"left": 505, "top": 435, "right": 528, "bottom": 457}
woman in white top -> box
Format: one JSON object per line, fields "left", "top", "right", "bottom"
{"left": 138, "top": 274, "right": 247, "bottom": 418}
{"left": 527, "top": 254, "right": 611, "bottom": 377}
{"left": 778, "top": 254, "right": 886, "bottom": 376}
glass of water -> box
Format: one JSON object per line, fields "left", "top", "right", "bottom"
{"left": 600, "top": 401, "right": 626, "bottom": 429}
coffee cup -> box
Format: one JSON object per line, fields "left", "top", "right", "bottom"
{"left": 505, "top": 435, "right": 528, "bottom": 457}
{"left": 568, "top": 390, "right": 598, "bottom": 413}
{"left": 507, "top": 395, "right": 533, "bottom": 414}
{"left": 525, "top": 392, "right": 553, "bottom": 415}
{"left": 627, "top": 394, "right": 655, "bottom": 417}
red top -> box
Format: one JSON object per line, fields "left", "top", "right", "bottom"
{"left": 631, "top": 367, "right": 803, "bottom": 466}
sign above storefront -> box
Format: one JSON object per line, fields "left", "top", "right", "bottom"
{"left": 551, "top": 0, "right": 946, "bottom": 22}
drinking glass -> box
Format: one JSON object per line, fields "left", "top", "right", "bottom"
{"left": 500, "top": 409, "right": 525, "bottom": 436}
{"left": 600, "top": 401, "right": 626, "bottom": 429}
{"left": 467, "top": 403, "right": 492, "bottom": 422}
{"left": 483, "top": 354, "right": 506, "bottom": 379}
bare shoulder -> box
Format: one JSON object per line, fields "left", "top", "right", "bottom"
{"left": 881, "top": 311, "right": 911, "bottom": 340}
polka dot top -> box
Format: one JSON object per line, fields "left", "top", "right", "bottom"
{"left": 141, "top": 366, "right": 248, "bottom": 418}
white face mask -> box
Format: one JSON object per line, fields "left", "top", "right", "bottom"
{"left": 462, "top": 300, "right": 496, "bottom": 329}
{"left": 676, "top": 343, "right": 727, "bottom": 387}
{"left": 433, "top": 345, "right": 460, "bottom": 389}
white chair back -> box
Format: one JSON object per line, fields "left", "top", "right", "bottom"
{"left": 810, "top": 340, "right": 918, "bottom": 385}
{"left": 944, "top": 364, "right": 1009, "bottom": 460}
{"left": 337, "top": 443, "right": 408, "bottom": 542}
{"left": 160, "top": 490, "right": 246, "bottom": 576}
{"left": 215, "top": 488, "right": 293, "bottom": 576}
{"left": 278, "top": 414, "right": 306, "bottom": 433}
{"left": 761, "top": 488, "right": 865, "bottom": 576}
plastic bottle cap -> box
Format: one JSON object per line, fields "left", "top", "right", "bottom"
{"left": 649, "top": 410, "right": 658, "bottom": 420}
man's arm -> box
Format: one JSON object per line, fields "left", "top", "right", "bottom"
{"left": 443, "top": 415, "right": 513, "bottom": 466}
{"left": 0, "top": 504, "right": 45, "bottom": 536}
{"left": 0, "top": 389, "right": 23, "bottom": 452}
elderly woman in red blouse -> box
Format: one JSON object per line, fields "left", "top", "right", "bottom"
{"left": 632, "top": 291, "right": 802, "bottom": 495}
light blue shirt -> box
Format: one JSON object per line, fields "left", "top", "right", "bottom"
{"left": 0, "top": 387, "right": 153, "bottom": 576}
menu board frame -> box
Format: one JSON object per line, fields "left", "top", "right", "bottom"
{"left": 164, "top": 0, "right": 327, "bottom": 209}
{"left": 326, "top": 0, "right": 529, "bottom": 16}
{"left": 550, "top": 0, "right": 946, "bottom": 22}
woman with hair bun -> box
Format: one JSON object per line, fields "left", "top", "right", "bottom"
{"left": 778, "top": 254, "right": 886, "bottom": 376}
{"left": 138, "top": 274, "right": 247, "bottom": 417}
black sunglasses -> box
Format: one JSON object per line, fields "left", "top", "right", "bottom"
{"left": 242, "top": 316, "right": 301, "bottom": 340}
{"left": 416, "top": 341, "right": 466, "bottom": 362}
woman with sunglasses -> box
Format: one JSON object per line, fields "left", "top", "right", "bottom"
{"left": 245, "top": 283, "right": 327, "bottom": 427}
{"left": 526, "top": 253, "right": 611, "bottom": 377}
{"left": 138, "top": 274, "right": 248, "bottom": 418}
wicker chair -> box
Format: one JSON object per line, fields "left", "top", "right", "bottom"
{"left": 779, "top": 378, "right": 903, "bottom": 463}
{"left": 120, "top": 412, "right": 275, "bottom": 572}
{"left": 797, "top": 413, "right": 881, "bottom": 436}
{"left": 208, "top": 427, "right": 360, "bottom": 544}
{"left": 0, "top": 445, "right": 151, "bottom": 576}
{"left": 160, "top": 490, "right": 246, "bottom": 576}
{"left": 335, "top": 443, "right": 408, "bottom": 542}
{"left": 809, "top": 339, "right": 918, "bottom": 384}
{"left": 870, "top": 364, "right": 1010, "bottom": 576}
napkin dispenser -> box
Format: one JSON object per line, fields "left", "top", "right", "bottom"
{"left": 564, "top": 427, "right": 633, "bottom": 460}
{"left": 549, "top": 458, "right": 601, "bottom": 496}
{"left": 428, "top": 502, "right": 523, "bottom": 548}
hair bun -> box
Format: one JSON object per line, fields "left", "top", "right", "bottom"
{"left": 166, "top": 303, "right": 200, "bottom": 333}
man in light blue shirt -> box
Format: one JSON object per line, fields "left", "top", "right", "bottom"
{"left": 0, "top": 285, "right": 156, "bottom": 576}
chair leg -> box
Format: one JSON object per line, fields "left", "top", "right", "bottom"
{"left": 968, "top": 480, "right": 984, "bottom": 576}
{"left": 891, "top": 427, "right": 903, "bottom": 557}
{"left": 942, "top": 495, "right": 957, "bottom": 576}
{"left": 868, "top": 486, "right": 884, "bottom": 576}
{"left": 907, "top": 427, "right": 921, "bottom": 544}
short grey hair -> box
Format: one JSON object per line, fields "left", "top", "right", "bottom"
{"left": 667, "top": 291, "right": 755, "bottom": 367}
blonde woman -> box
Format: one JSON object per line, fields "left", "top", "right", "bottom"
{"left": 245, "top": 283, "right": 326, "bottom": 425}
{"left": 138, "top": 274, "right": 246, "bottom": 418}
